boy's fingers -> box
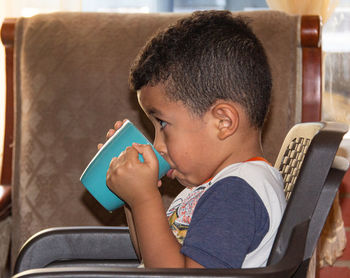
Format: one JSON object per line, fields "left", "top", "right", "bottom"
{"left": 132, "top": 143, "right": 157, "bottom": 165}
{"left": 113, "top": 119, "right": 128, "bottom": 130}
{"left": 118, "top": 150, "right": 126, "bottom": 158}
{"left": 100, "top": 120, "right": 128, "bottom": 151}
{"left": 106, "top": 129, "right": 116, "bottom": 139}
{"left": 113, "top": 121, "right": 123, "bottom": 130}
{"left": 124, "top": 146, "right": 142, "bottom": 163}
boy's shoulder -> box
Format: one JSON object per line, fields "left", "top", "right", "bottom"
{"left": 213, "top": 160, "right": 283, "bottom": 188}
{"left": 212, "top": 160, "right": 286, "bottom": 215}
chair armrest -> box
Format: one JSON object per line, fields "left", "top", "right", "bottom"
{"left": 13, "top": 221, "right": 309, "bottom": 278}
{"left": 304, "top": 156, "right": 350, "bottom": 259}
{"left": 14, "top": 226, "right": 139, "bottom": 274}
{"left": 0, "top": 185, "right": 11, "bottom": 220}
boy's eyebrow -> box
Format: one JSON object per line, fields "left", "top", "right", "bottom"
{"left": 146, "top": 107, "right": 163, "bottom": 116}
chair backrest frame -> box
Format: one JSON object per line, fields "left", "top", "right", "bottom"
{"left": 268, "top": 122, "right": 349, "bottom": 267}
{"left": 0, "top": 14, "right": 322, "bottom": 194}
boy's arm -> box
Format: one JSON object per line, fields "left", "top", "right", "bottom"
{"left": 124, "top": 205, "right": 141, "bottom": 260}
{"left": 130, "top": 192, "right": 203, "bottom": 268}
{"left": 107, "top": 144, "right": 203, "bottom": 268}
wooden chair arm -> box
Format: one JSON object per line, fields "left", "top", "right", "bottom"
{"left": 300, "top": 15, "right": 322, "bottom": 122}
{"left": 1, "top": 18, "right": 16, "bottom": 188}
{"left": 0, "top": 19, "right": 16, "bottom": 221}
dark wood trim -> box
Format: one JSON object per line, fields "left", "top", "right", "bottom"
{"left": 301, "top": 15, "right": 322, "bottom": 122}
{"left": 0, "top": 18, "right": 16, "bottom": 217}
{"left": 1, "top": 18, "right": 16, "bottom": 186}
{"left": 0, "top": 185, "right": 11, "bottom": 220}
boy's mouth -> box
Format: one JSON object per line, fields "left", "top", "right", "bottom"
{"left": 166, "top": 169, "right": 175, "bottom": 179}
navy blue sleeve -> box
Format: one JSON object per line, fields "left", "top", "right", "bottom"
{"left": 181, "top": 177, "right": 269, "bottom": 268}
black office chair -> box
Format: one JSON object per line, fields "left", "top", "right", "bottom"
{"left": 12, "top": 122, "right": 350, "bottom": 278}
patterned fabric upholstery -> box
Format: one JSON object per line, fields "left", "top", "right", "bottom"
{"left": 10, "top": 11, "right": 301, "bottom": 266}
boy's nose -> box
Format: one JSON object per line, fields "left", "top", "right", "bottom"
{"left": 153, "top": 130, "right": 167, "bottom": 156}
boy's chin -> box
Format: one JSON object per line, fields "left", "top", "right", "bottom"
{"left": 167, "top": 169, "right": 200, "bottom": 188}
{"left": 176, "top": 176, "right": 198, "bottom": 188}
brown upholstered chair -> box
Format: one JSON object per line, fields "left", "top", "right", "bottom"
{"left": 0, "top": 11, "right": 322, "bottom": 274}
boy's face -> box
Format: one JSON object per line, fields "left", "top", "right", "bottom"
{"left": 138, "top": 84, "right": 224, "bottom": 188}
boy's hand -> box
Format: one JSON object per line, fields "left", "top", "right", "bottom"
{"left": 106, "top": 143, "right": 160, "bottom": 208}
{"left": 97, "top": 119, "right": 128, "bottom": 150}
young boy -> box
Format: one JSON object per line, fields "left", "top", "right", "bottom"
{"left": 104, "top": 10, "right": 286, "bottom": 269}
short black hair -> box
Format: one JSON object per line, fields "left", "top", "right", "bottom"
{"left": 129, "top": 10, "right": 272, "bottom": 128}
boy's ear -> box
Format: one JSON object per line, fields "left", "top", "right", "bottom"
{"left": 211, "top": 102, "right": 239, "bottom": 140}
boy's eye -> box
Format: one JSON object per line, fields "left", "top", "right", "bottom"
{"left": 157, "top": 118, "right": 168, "bottom": 129}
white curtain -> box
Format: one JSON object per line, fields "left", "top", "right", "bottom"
{"left": 266, "top": 0, "right": 338, "bottom": 23}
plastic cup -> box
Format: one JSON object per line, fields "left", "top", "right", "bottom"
{"left": 80, "top": 120, "right": 170, "bottom": 211}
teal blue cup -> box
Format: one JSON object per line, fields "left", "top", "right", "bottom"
{"left": 80, "top": 120, "right": 170, "bottom": 211}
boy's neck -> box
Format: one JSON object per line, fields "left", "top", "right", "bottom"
{"left": 213, "top": 127, "right": 264, "bottom": 177}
